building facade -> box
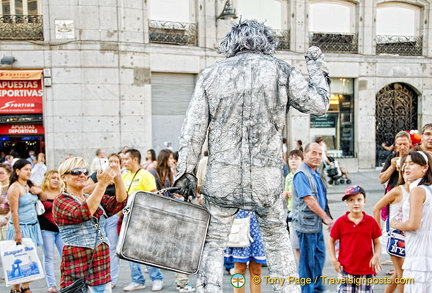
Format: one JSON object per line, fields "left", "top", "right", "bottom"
{"left": 0, "top": 0, "right": 431, "bottom": 170}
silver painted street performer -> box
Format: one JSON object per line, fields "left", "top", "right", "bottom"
{"left": 175, "top": 19, "right": 330, "bottom": 293}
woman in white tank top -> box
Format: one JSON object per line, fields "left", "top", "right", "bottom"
{"left": 391, "top": 150, "right": 432, "bottom": 293}
{"left": 373, "top": 165, "right": 410, "bottom": 293}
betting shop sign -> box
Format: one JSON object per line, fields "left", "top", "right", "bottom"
{"left": 0, "top": 124, "right": 45, "bottom": 135}
{"left": 0, "top": 70, "right": 43, "bottom": 114}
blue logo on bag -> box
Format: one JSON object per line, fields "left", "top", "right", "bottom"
{"left": 6, "top": 257, "right": 41, "bottom": 281}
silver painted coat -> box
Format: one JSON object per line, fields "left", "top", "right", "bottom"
{"left": 177, "top": 48, "right": 330, "bottom": 212}
{"left": 176, "top": 47, "right": 329, "bottom": 293}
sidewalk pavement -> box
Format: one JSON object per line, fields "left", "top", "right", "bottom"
{"left": 13, "top": 169, "right": 395, "bottom": 293}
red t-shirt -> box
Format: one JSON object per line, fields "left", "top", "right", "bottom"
{"left": 330, "top": 211, "right": 382, "bottom": 275}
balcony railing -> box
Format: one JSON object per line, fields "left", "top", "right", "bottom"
{"left": 0, "top": 15, "right": 43, "bottom": 40}
{"left": 309, "top": 32, "right": 358, "bottom": 54}
{"left": 149, "top": 20, "right": 197, "bottom": 46}
{"left": 274, "top": 29, "right": 290, "bottom": 51}
{"left": 376, "top": 35, "right": 422, "bottom": 56}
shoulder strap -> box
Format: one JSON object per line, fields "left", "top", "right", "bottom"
{"left": 386, "top": 204, "right": 390, "bottom": 233}
{"left": 84, "top": 216, "right": 101, "bottom": 281}
{"left": 423, "top": 184, "right": 432, "bottom": 194}
{"left": 422, "top": 185, "right": 432, "bottom": 201}
{"left": 127, "top": 169, "right": 141, "bottom": 194}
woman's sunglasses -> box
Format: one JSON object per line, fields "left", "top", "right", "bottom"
{"left": 64, "top": 168, "right": 89, "bottom": 176}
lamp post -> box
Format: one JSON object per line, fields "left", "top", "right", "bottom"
{"left": 216, "top": 0, "right": 238, "bottom": 21}
{"left": 0, "top": 56, "right": 16, "bottom": 65}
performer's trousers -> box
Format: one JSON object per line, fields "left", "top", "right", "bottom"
{"left": 196, "top": 198, "right": 300, "bottom": 293}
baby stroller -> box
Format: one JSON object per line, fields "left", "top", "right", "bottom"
{"left": 326, "top": 157, "right": 352, "bottom": 185}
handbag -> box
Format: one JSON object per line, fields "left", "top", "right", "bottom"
{"left": 60, "top": 277, "right": 87, "bottom": 293}
{"left": 35, "top": 199, "right": 45, "bottom": 215}
{"left": 227, "top": 216, "right": 252, "bottom": 248}
{"left": 60, "top": 216, "right": 101, "bottom": 293}
{"left": 385, "top": 205, "right": 405, "bottom": 257}
{"left": 0, "top": 238, "right": 45, "bottom": 285}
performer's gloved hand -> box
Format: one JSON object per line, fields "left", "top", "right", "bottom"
{"left": 305, "top": 46, "right": 323, "bottom": 61}
{"left": 305, "top": 46, "right": 330, "bottom": 83}
{"left": 174, "top": 173, "right": 197, "bottom": 197}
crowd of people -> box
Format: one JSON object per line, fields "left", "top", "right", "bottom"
{"left": 1, "top": 125, "right": 431, "bottom": 293}
{"left": 0, "top": 147, "right": 196, "bottom": 293}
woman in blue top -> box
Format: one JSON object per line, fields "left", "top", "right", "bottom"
{"left": 7, "top": 159, "right": 47, "bottom": 293}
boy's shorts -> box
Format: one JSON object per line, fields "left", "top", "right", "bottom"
{"left": 286, "top": 212, "right": 299, "bottom": 250}
{"left": 337, "top": 269, "right": 374, "bottom": 293}
{"left": 288, "top": 222, "right": 299, "bottom": 250}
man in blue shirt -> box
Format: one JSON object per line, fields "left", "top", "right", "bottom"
{"left": 292, "top": 142, "right": 333, "bottom": 293}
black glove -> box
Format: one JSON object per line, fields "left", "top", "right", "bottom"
{"left": 173, "top": 173, "right": 197, "bottom": 197}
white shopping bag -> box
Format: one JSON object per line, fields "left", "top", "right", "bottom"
{"left": 0, "top": 238, "right": 45, "bottom": 285}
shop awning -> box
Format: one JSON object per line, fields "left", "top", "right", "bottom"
{"left": 0, "top": 70, "right": 43, "bottom": 80}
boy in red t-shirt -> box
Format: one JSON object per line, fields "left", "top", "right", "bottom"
{"left": 328, "top": 185, "right": 382, "bottom": 293}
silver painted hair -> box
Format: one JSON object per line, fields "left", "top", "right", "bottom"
{"left": 218, "top": 19, "right": 279, "bottom": 57}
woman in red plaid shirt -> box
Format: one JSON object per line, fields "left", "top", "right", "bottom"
{"left": 53, "top": 157, "right": 127, "bottom": 292}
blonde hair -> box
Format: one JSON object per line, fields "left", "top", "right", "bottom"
{"left": 58, "top": 157, "right": 88, "bottom": 191}
{"left": 41, "top": 170, "right": 61, "bottom": 192}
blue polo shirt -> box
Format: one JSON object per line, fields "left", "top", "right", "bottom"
{"left": 293, "top": 164, "right": 327, "bottom": 210}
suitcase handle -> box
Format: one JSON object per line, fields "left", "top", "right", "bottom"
{"left": 156, "top": 187, "right": 181, "bottom": 195}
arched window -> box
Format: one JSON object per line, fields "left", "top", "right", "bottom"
{"left": 308, "top": 0, "right": 357, "bottom": 53}
{"left": 376, "top": 2, "right": 422, "bottom": 56}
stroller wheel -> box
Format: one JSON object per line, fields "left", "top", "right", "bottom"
{"left": 328, "top": 180, "right": 333, "bottom": 185}
{"left": 335, "top": 180, "right": 340, "bottom": 185}
{"left": 340, "top": 179, "right": 345, "bottom": 184}
{"left": 346, "top": 179, "right": 352, "bottom": 184}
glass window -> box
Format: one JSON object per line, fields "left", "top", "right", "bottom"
{"left": 1, "top": 0, "right": 39, "bottom": 15}
{"left": 149, "top": 0, "right": 190, "bottom": 22}
{"left": 237, "top": 0, "right": 282, "bottom": 30}
{"left": 309, "top": 0, "right": 355, "bottom": 33}
{"left": 14, "top": 0, "right": 22, "bottom": 15}
{"left": 376, "top": 3, "right": 420, "bottom": 36}
{"left": 27, "top": 0, "right": 37, "bottom": 15}
{"left": 310, "top": 78, "right": 354, "bottom": 158}
{"left": 2, "top": 0, "right": 10, "bottom": 15}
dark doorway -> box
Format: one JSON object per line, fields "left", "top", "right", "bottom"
{"left": 375, "top": 83, "right": 418, "bottom": 166}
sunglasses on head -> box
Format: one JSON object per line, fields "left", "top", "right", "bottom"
{"left": 65, "top": 168, "right": 89, "bottom": 176}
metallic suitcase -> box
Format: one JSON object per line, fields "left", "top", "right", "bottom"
{"left": 116, "top": 191, "right": 210, "bottom": 274}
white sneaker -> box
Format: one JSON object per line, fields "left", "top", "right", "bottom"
{"left": 152, "top": 280, "right": 163, "bottom": 291}
{"left": 123, "top": 282, "right": 146, "bottom": 291}
{"left": 179, "top": 284, "right": 195, "bottom": 292}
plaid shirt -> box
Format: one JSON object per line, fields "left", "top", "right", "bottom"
{"left": 54, "top": 193, "right": 126, "bottom": 287}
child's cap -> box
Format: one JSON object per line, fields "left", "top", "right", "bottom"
{"left": 342, "top": 185, "right": 366, "bottom": 201}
